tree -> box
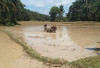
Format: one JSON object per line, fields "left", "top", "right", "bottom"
{"left": 49, "top": 6, "right": 60, "bottom": 21}
{"left": 0, "top": 0, "right": 24, "bottom": 25}
{"left": 16, "top": 9, "right": 50, "bottom": 21}
{"left": 67, "top": 0, "right": 100, "bottom": 21}
{"left": 0, "top": 0, "right": 50, "bottom": 26}
{"left": 59, "top": 5, "right": 64, "bottom": 20}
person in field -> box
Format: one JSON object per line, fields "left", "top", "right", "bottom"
{"left": 44, "top": 24, "right": 47, "bottom": 32}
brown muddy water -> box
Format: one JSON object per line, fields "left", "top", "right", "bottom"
{"left": 24, "top": 25, "right": 100, "bottom": 61}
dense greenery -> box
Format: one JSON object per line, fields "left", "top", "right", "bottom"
{"left": 0, "top": 0, "right": 24, "bottom": 26}
{"left": 0, "top": 0, "right": 100, "bottom": 25}
{"left": 49, "top": 5, "right": 64, "bottom": 21}
{"left": 0, "top": 0, "right": 50, "bottom": 26}
{"left": 16, "top": 9, "right": 50, "bottom": 21}
{"left": 67, "top": 0, "right": 100, "bottom": 21}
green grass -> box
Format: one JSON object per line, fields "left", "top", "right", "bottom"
{"left": 69, "top": 55, "right": 100, "bottom": 68}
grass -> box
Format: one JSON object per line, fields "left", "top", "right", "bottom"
{"left": 0, "top": 29, "right": 67, "bottom": 66}
{"left": 0, "top": 29, "right": 100, "bottom": 68}
{"left": 69, "top": 55, "right": 100, "bottom": 68}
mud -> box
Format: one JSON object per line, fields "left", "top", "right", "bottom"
{"left": 0, "top": 31, "right": 48, "bottom": 68}
{"left": 24, "top": 25, "right": 97, "bottom": 61}
{"left": 1, "top": 21, "right": 100, "bottom": 62}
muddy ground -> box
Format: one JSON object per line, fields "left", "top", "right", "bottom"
{"left": 0, "top": 31, "right": 49, "bottom": 68}
{"left": 0, "top": 21, "right": 100, "bottom": 68}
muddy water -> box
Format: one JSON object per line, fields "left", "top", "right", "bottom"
{"left": 68, "top": 26, "right": 100, "bottom": 55}
{"left": 24, "top": 26, "right": 97, "bottom": 61}
{"left": 68, "top": 26, "right": 100, "bottom": 48}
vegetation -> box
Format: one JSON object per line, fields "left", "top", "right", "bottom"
{"left": 67, "top": 0, "right": 100, "bottom": 21}
{"left": 0, "top": 0, "right": 100, "bottom": 25}
{"left": 0, "top": 0, "right": 24, "bottom": 26}
{"left": 0, "top": 0, "right": 50, "bottom": 26}
{"left": 0, "top": 0, "right": 100, "bottom": 67}
{"left": 69, "top": 55, "right": 100, "bottom": 68}
{"left": 16, "top": 9, "right": 50, "bottom": 21}
{"left": 49, "top": 5, "right": 64, "bottom": 21}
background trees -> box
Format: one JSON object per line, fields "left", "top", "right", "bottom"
{"left": 15, "top": 9, "right": 50, "bottom": 21}
{"left": 0, "top": 0, "right": 24, "bottom": 25}
{"left": 49, "top": 6, "right": 59, "bottom": 21}
{"left": 67, "top": 0, "right": 100, "bottom": 21}
{"left": 49, "top": 5, "right": 64, "bottom": 21}
{"left": 59, "top": 5, "right": 64, "bottom": 21}
{"left": 0, "top": 0, "right": 50, "bottom": 26}
{"left": 0, "top": 0, "right": 100, "bottom": 25}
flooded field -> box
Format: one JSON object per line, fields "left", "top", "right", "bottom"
{"left": 23, "top": 24, "right": 100, "bottom": 61}
{"left": 1, "top": 21, "right": 100, "bottom": 62}
{"left": 68, "top": 26, "right": 100, "bottom": 48}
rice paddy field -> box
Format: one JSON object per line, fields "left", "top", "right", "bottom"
{"left": 0, "top": 21, "right": 100, "bottom": 68}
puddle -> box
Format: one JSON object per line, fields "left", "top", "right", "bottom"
{"left": 24, "top": 26, "right": 96, "bottom": 61}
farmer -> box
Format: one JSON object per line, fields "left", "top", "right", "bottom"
{"left": 44, "top": 24, "right": 47, "bottom": 32}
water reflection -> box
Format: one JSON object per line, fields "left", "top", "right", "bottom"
{"left": 85, "top": 48, "right": 100, "bottom": 55}
{"left": 44, "top": 33, "right": 57, "bottom": 40}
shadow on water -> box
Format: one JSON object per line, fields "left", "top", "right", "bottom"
{"left": 85, "top": 48, "right": 100, "bottom": 55}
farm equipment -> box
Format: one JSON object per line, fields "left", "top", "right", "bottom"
{"left": 47, "top": 26, "right": 57, "bottom": 33}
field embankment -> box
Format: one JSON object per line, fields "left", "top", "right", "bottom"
{"left": 0, "top": 30, "right": 50, "bottom": 68}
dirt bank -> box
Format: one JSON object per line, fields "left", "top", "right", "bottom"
{"left": 0, "top": 31, "right": 48, "bottom": 68}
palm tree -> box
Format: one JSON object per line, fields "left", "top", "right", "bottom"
{"left": 0, "top": 0, "right": 24, "bottom": 25}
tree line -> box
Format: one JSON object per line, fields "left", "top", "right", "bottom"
{"left": 0, "top": 0, "right": 50, "bottom": 26}
{"left": 16, "top": 9, "right": 50, "bottom": 21}
{"left": 0, "top": 0, "right": 100, "bottom": 26}
{"left": 67, "top": 0, "right": 100, "bottom": 21}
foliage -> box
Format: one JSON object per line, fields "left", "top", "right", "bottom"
{"left": 49, "top": 6, "right": 60, "bottom": 21}
{"left": 0, "top": 0, "right": 24, "bottom": 25}
{"left": 67, "top": 0, "right": 100, "bottom": 21}
{"left": 49, "top": 5, "right": 64, "bottom": 21}
{"left": 16, "top": 9, "right": 50, "bottom": 21}
{"left": 59, "top": 5, "right": 64, "bottom": 21}
{"left": 0, "top": 0, "right": 50, "bottom": 26}
{"left": 69, "top": 55, "right": 100, "bottom": 68}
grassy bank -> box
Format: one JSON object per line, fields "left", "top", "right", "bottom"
{"left": 0, "top": 29, "right": 67, "bottom": 66}
{"left": 69, "top": 55, "right": 100, "bottom": 68}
